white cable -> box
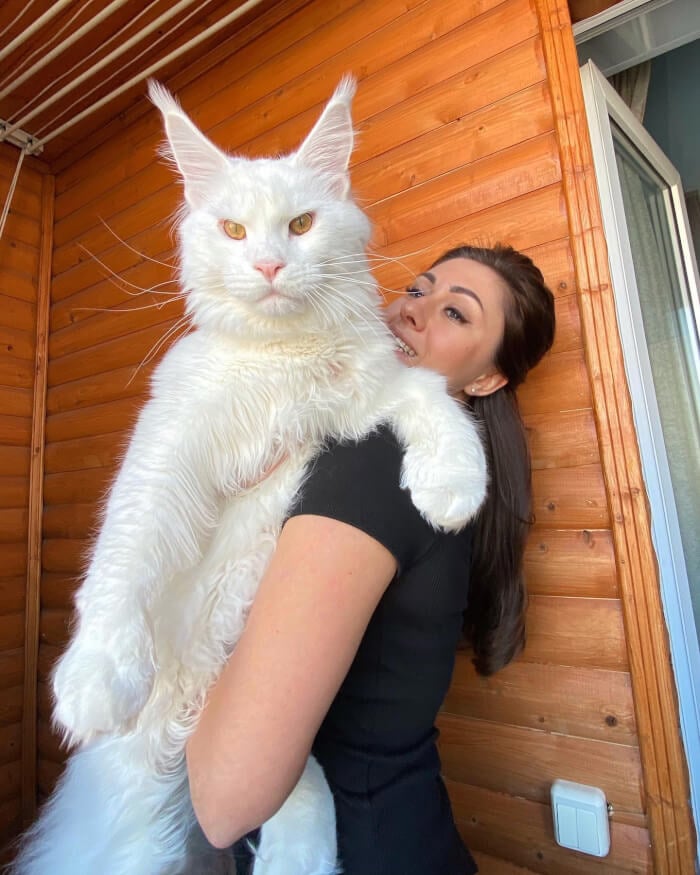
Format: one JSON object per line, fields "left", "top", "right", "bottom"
{"left": 35, "top": 0, "right": 219, "bottom": 138}
{"left": 0, "top": 145, "right": 27, "bottom": 241}
{"left": 11, "top": 0, "right": 164, "bottom": 122}
{"left": 0, "top": 0, "right": 74, "bottom": 64}
{"left": 0, "top": 0, "right": 123, "bottom": 101}
{"left": 0, "top": 0, "right": 38, "bottom": 43}
{"left": 1, "top": 0, "right": 204, "bottom": 141}
{"left": 40, "top": 0, "right": 267, "bottom": 147}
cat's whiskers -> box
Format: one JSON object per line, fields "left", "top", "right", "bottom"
{"left": 78, "top": 245, "right": 180, "bottom": 300}
{"left": 98, "top": 217, "right": 178, "bottom": 270}
{"left": 128, "top": 313, "right": 192, "bottom": 387}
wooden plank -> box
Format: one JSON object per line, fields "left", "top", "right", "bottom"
{"left": 524, "top": 527, "right": 617, "bottom": 597}
{"left": 40, "top": 575, "right": 79, "bottom": 612}
{"left": 0, "top": 761, "right": 21, "bottom": 804}
{"left": 48, "top": 320, "right": 186, "bottom": 387}
{"left": 0, "top": 650, "right": 23, "bottom": 690}
{"left": 0, "top": 387, "right": 32, "bottom": 419}
{"left": 39, "top": 609, "right": 73, "bottom": 650}
{"left": 45, "top": 396, "right": 142, "bottom": 444}
{"left": 23, "top": 173, "right": 53, "bottom": 826}
{"left": 50, "top": 262, "right": 179, "bottom": 345}
{"left": 0, "top": 270, "right": 39, "bottom": 305}
{"left": 0, "top": 357, "right": 33, "bottom": 390}
{"left": 37, "top": 643, "right": 62, "bottom": 682}
{"left": 437, "top": 713, "right": 644, "bottom": 814}
{"left": 549, "top": 292, "right": 582, "bottom": 355}
{"left": 0, "top": 326, "right": 35, "bottom": 362}
{"left": 47, "top": 364, "right": 152, "bottom": 416}
{"left": 448, "top": 780, "right": 652, "bottom": 874}
{"left": 531, "top": 463, "right": 609, "bottom": 528}
{"left": 0, "top": 579, "right": 24, "bottom": 614}
{"left": 0, "top": 615, "right": 23, "bottom": 652}
{"left": 534, "top": 0, "right": 696, "bottom": 868}
{"left": 0, "top": 239, "right": 38, "bottom": 281}
{"left": 36, "top": 756, "right": 63, "bottom": 799}
{"left": 525, "top": 595, "right": 628, "bottom": 670}
{"left": 0, "top": 686, "right": 22, "bottom": 727}
{"left": 0, "top": 477, "right": 29, "bottom": 509}
{"left": 519, "top": 348, "right": 591, "bottom": 416}
{"left": 376, "top": 184, "right": 570, "bottom": 293}
{"left": 0, "top": 446, "right": 29, "bottom": 478}
{"left": 369, "top": 133, "right": 562, "bottom": 248}
{"left": 526, "top": 409, "right": 601, "bottom": 470}
{"left": 0, "top": 416, "right": 31, "bottom": 447}
{"left": 471, "top": 851, "right": 539, "bottom": 874}
{"left": 0, "top": 509, "right": 28, "bottom": 544}
{"left": 0, "top": 723, "right": 21, "bottom": 765}
{"left": 443, "top": 655, "right": 637, "bottom": 744}
{"left": 36, "top": 720, "right": 63, "bottom": 766}
{"left": 41, "top": 540, "right": 90, "bottom": 576}
{"left": 354, "top": 83, "right": 554, "bottom": 204}
{"left": 0, "top": 546, "right": 26, "bottom": 580}
{"left": 44, "top": 432, "right": 125, "bottom": 475}
{"left": 44, "top": 467, "right": 115, "bottom": 506}
{"left": 0, "top": 797, "right": 21, "bottom": 847}
{"left": 42, "top": 504, "right": 97, "bottom": 541}
{"left": 0, "top": 295, "right": 36, "bottom": 333}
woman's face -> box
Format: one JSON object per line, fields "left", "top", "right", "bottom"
{"left": 384, "top": 257, "right": 509, "bottom": 399}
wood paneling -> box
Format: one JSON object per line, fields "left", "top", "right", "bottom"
{"left": 533, "top": 0, "right": 696, "bottom": 868}
{"left": 0, "top": 142, "right": 44, "bottom": 851}
{"left": 10, "top": 0, "right": 689, "bottom": 869}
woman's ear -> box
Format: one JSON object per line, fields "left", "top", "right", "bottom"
{"left": 467, "top": 371, "right": 508, "bottom": 398}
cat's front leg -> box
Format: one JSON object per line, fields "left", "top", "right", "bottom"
{"left": 388, "top": 367, "right": 488, "bottom": 532}
{"left": 52, "top": 411, "right": 220, "bottom": 745}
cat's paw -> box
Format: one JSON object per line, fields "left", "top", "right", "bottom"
{"left": 52, "top": 630, "right": 154, "bottom": 745}
{"left": 401, "top": 422, "right": 487, "bottom": 532}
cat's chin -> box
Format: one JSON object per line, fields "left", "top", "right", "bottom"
{"left": 255, "top": 290, "right": 305, "bottom": 317}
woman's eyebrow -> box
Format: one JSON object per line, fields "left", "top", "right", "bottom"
{"left": 417, "top": 272, "right": 484, "bottom": 311}
{"left": 450, "top": 286, "right": 484, "bottom": 311}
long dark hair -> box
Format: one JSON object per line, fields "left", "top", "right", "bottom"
{"left": 431, "top": 244, "right": 555, "bottom": 676}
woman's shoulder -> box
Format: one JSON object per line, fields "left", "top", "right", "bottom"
{"left": 289, "top": 426, "right": 435, "bottom": 569}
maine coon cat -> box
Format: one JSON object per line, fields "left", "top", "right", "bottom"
{"left": 10, "top": 78, "right": 487, "bottom": 875}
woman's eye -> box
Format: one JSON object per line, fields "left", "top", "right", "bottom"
{"left": 406, "top": 286, "right": 424, "bottom": 298}
{"left": 222, "top": 220, "right": 246, "bottom": 240}
{"left": 446, "top": 307, "right": 466, "bottom": 323}
{"left": 289, "top": 212, "right": 313, "bottom": 235}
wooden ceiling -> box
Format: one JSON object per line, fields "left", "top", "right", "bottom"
{"left": 0, "top": 0, "right": 285, "bottom": 169}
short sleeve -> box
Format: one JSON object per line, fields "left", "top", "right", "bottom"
{"left": 288, "top": 427, "right": 437, "bottom": 570}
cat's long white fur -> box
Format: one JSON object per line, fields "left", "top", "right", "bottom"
{"left": 10, "top": 78, "right": 487, "bottom": 875}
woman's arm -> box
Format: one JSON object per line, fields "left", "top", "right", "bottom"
{"left": 186, "top": 513, "right": 397, "bottom": 849}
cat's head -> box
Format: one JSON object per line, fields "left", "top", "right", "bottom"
{"left": 149, "top": 78, "right": 375, "bottom": 340}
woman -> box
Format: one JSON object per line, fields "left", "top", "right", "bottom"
{"left": 186, "top": 244, "right": 556, "bottom": 873}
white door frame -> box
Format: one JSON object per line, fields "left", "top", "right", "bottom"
{"left": 580, "top": 59, "right": 700, "bottom": 862}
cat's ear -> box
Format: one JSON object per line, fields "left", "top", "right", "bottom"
{"left": 293, "top": 77, "right": 356, "bottom": 198}
{"left": 148, "top": 80, "right": 230, "bottom": 210}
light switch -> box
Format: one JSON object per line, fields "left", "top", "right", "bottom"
{"left": 551, "top": 779, "right": 610, "bottom": 857}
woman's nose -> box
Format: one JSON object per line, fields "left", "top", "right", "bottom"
{"left": 401, "top": 295, "right": 425, "bottom": 329}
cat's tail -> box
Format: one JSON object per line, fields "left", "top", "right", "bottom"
{"left": 6, "top": 735, "right": 200, "bottom": 875}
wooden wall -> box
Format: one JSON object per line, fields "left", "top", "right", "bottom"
{"left": 0, "top": 143, "right": 45, "bottom": 854}
{"left": 29, "top": 0, "right": 692, "bottom": 871}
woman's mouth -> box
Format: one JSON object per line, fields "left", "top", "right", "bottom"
{"left": 393, "top": 334, "right": 417, "bottom": 358}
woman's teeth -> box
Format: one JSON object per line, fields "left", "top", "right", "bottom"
{"left": 395, "top": 336, "right": 416, "bottom": 357}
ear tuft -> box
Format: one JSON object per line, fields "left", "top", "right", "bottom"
{"left": 148, "top": 79, "right": 230, "bottom": 210}
{"left": 293, "top": 76, "right": 358, "bottom": 197}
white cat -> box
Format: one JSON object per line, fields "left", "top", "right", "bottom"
{"left": 11, "top": 79, "right": 487, "bottom": 875}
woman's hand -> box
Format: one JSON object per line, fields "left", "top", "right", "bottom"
{"left": 186, "top": 513, "right": 397, "bottom": 849}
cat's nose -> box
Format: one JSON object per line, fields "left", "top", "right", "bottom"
{"left": 254, "top": 260, "right": 285, "bottom": 283}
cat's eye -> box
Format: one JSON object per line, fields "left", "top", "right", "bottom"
{"left": 222, "top": 220, "right": 246, "bottom": 240}
{"left": 289, "top": 213, "right": 313, "bottom": 236}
